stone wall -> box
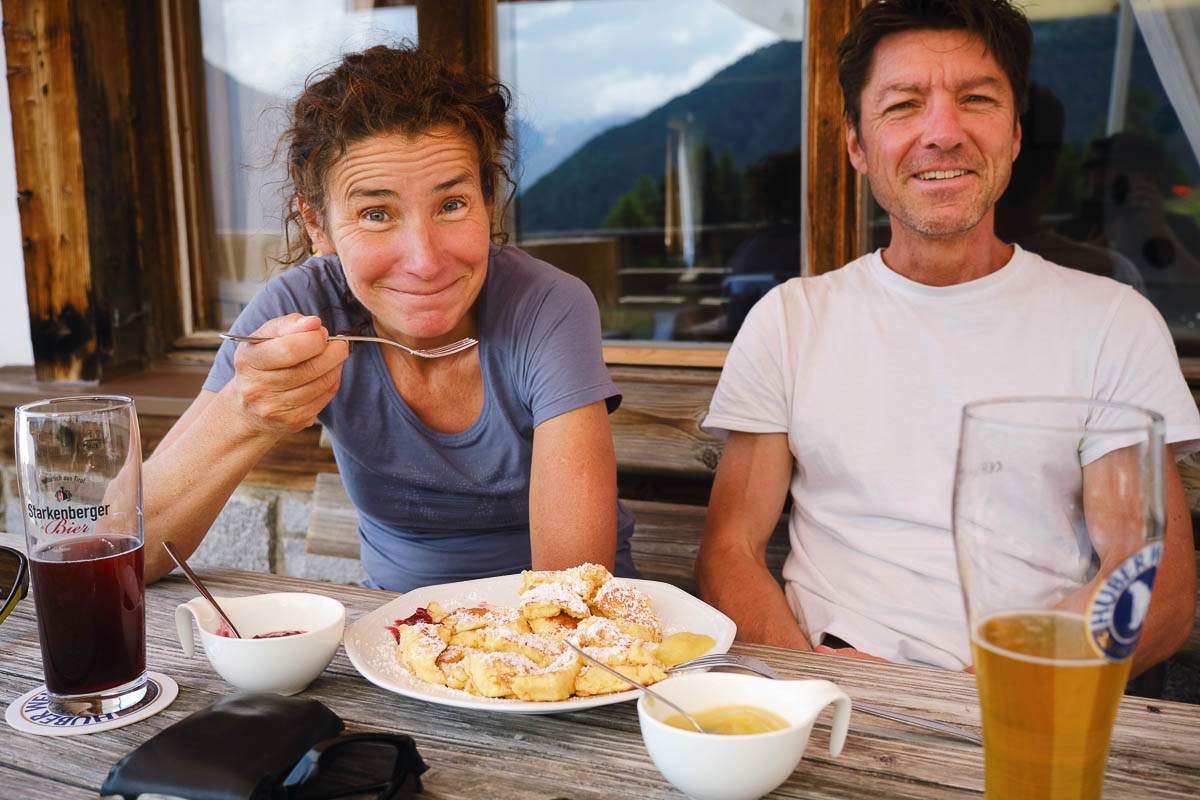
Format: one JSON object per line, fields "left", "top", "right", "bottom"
{"left": 1, "top": 466, "right": 366, "bottom": 586}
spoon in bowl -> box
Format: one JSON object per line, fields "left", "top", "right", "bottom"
{"left": 162, "top": 541, "right": 242, "bottom": 639}
{"left": 563, "top": 640, "right": 709, "bottom": 734}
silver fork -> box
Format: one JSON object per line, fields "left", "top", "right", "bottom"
{"left": 668, "top": 652, "right": 982, "bottom": 746}
{"left": 219, "top": 333, "right": 478, "bottom": 359}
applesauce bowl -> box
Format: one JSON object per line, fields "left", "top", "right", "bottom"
{"left": 175, "top": 592, "right": 345, "bottom": 695}
{"left": 638, "top": 672, "right": 851, "bottom": 800}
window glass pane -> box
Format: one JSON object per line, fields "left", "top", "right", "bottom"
{"left": 498, "top": 0, "right": 804, "bottom": 342}
{"left": 863, "top": 5, "right": 1200, "bottom": 353}
{"left": 199, "top": 0, "right": 418, "bottom": 329}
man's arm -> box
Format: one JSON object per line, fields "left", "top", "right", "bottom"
{"left": 1083, "top": 447, "right": 1196, "bottom": 676}
{"left": 697, "top": 430, "right": 812, "bottom": 651}
{"left": 528, "top": 400, "right": 618, "bottom": 572}
{"left": 1129, "top": 452, "right": 1196, "bottom": 675}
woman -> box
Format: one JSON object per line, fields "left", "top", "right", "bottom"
{"left": 143, "top": 44, "right": 636, "bottom": 590}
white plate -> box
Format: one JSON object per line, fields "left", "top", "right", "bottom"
{"left": 344, "top": 574, "right": 736, "bottom": 714}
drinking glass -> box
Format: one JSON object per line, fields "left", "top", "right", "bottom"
{"left": 15, "top": 395, "right": 147, "bottom": 715}
{"left": 953, "top": 397, "right": 1164, "bottom": 800}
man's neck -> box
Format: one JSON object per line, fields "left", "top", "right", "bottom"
{"left": 880, "top": 221, "right": 1015, "bottom": 286}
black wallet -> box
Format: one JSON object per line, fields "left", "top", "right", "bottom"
{"left": 100, "top": 692, "right": 345, "bottom": 800}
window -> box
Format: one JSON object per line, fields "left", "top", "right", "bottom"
{"left": 192, "top": 0, "right": 806, "bottom": 357}
{"left": 498, "top": 1, "right": 804, "bottom": 345}
{"left": 198, "top": 0, "right": 419, "bottom": 330}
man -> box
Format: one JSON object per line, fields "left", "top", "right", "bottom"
{"left": 697, "top": 0, "right": 1199, "bottom": 675}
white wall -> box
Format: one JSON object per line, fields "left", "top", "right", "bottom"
{"left": 0, "top": 18, "right": 34, "bottom": 368}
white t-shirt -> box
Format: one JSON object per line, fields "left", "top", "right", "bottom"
{"left": 703, "top": 246, "right": 1200, "bottom": 669}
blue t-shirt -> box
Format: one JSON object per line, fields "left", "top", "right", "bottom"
{"left": 205, "top": 244, "right": 637, "bottom": 590}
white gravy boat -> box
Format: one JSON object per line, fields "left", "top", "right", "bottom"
{"left": 638, "top": 672, "right": 851, "bottom": 800}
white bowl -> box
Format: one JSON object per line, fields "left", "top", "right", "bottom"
{"left": 637, "top": 672, "right": 851, "bottom": 800}
{"left": 175, "top": 592, "right": 345, "bottom": 695}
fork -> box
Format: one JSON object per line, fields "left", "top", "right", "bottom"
{"left": 219, "top": 333, "right": 478, "bottom": 359}
{"left": 668, "top": 652, "right": 983, "bottom": 745}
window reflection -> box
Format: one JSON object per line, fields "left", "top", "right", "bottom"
{"left": 500, "top": 0, "right": 803, "bottom": 342}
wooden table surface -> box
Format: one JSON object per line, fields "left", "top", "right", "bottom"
{"left": 1, "top": 566, "right": 1197, "bottom": 799}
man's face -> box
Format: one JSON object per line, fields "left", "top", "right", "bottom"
{"left": 846, "top": 29, "right": 1022, "bottom": 241}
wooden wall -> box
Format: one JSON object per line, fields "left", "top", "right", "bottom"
{"left": 3, "top": 0, "right": 180, "bottom": 382}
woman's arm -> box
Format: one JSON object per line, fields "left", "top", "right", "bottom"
{"left": 142, "top": 314, "right": 348, "bottom": 582}
{"left": 527, "top": 400, "right": 618, "bottom": 571}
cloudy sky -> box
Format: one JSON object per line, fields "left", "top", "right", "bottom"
{"left": 198, "top": 0, "right": 789, "bottom": 224}
{"left": 201, "top": 0, "right": 781, "bottom": 138}
{"left": 496, "top": 2, "right": 778, "bottom": 132}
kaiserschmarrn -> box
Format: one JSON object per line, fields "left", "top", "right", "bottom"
{"left": 387, "top": 563, "right": 711, "bottom": 701}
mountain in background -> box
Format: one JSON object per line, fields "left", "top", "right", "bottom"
{"left": 515, "top": 114, "right": 634, "bottom": 188}
{"left": 517, "top": 40, "right": 804, "bottom": 235}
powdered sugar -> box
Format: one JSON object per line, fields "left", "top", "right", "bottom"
{"left": 344, "top": 572, "right": 735, "bottom": 712}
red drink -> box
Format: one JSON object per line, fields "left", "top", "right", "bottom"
{"left": 30, "top": 535, "right": 145, "bottom": 697}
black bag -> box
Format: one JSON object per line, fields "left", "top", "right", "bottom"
{"left": 100, "top": 692, "right": 345, "bottom": 800}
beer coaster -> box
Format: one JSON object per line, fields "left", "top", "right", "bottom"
{"left": 5, "top": 671, "right": 178, "bottom": 737}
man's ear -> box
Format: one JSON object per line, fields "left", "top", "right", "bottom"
{"left": 846, "top": 119, "right": 868, "bottom": 175}
{"left": 1011, "top": 118, "right": 1022, "bottom": 165}
{"left": 299, "top": 199, "right": 333, "bottom": 255}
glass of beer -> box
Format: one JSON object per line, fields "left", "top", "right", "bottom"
{"left": 953, "top": 397, "right": 1164, "bottom": 799}
{"left": 15, "top": 395, "right": 147, "bottom": 716}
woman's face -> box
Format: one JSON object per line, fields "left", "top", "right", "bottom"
{"left": 306, "top": 128, "right": 493, "bottom": 347}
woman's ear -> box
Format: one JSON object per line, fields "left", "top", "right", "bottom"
{"left": 299, "top": 199, "right": 333, "bottom": 255}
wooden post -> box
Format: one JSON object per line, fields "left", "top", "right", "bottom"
{"left": 4, "top": 0, "right": 92, "bottom": 382}
{"left": 416, "top": 0, "right": 495, "bottom": 76}
{"left": 3, "top": 0, "right": 178, "bottom": 382}
{"left": 804, "top": 0, "right": 865, "bottom": 276}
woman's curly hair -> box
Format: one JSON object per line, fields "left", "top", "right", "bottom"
{"left": 280, "top": 43, "right": 516, "bottom": 266}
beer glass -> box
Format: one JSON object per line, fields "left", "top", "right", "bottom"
{"left": 953, "top": 397, "right": 1164, "bottom": 800}
{"left": 15, "top": 395, "right": 147, "bottom": 716}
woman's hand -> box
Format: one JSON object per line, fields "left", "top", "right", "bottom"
{"left": 226, "top": 314, "right": 350, "bottom": 436}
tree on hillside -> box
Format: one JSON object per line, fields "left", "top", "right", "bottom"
{"left": 702, "top": 147, "right": 744, "bottom": 226}
{"left": 603, "top": 175, "right": 664, "bottom": 229}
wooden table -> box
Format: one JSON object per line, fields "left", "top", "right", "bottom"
{"left": 1, "top": 567, "right": 1197, "bottom": 799}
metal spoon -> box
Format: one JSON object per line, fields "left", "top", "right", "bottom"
{"left": 563, "top": 640, "right": 709, "bottom": 734}
{"left": 162, "top": 541, "right": 242, "bottom": 639}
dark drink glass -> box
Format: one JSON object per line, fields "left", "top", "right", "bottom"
{"left": 16, "top": 396, "right": 148, "bottom": 715}
{"left": 31, "top": 535, "right": 145, "bottom": 697}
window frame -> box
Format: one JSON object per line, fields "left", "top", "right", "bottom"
{"left": 5, "top": 0, "right": 862, "bottom": 379}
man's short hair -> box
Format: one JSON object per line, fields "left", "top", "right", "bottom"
{"left": 837, "top": 0, "right": 1033, "bottom": 133}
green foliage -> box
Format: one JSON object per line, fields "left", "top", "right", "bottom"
{"left": 603, "top": 175, "right": 664, "bottom": 229}
{"left": 603, "top": 192, "right": 655, "bottom": 229}
{"left": 701, "top": 146, "right": 745, "bottom": 226}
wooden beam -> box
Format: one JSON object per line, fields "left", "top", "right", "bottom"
{"left": 4, "top": 0, "right": 93, "bottom": 381}
{"left": 416, "top": 0, "right": 495, "bottom": 75}
{"left": 608, "top": 365, "right": 723, "bottom": 476}
{"left": 3, "top": 0, "right": 180, "bottom": 381}
{"left": 804, "top": 0, "right": 865, "bottom": 276}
